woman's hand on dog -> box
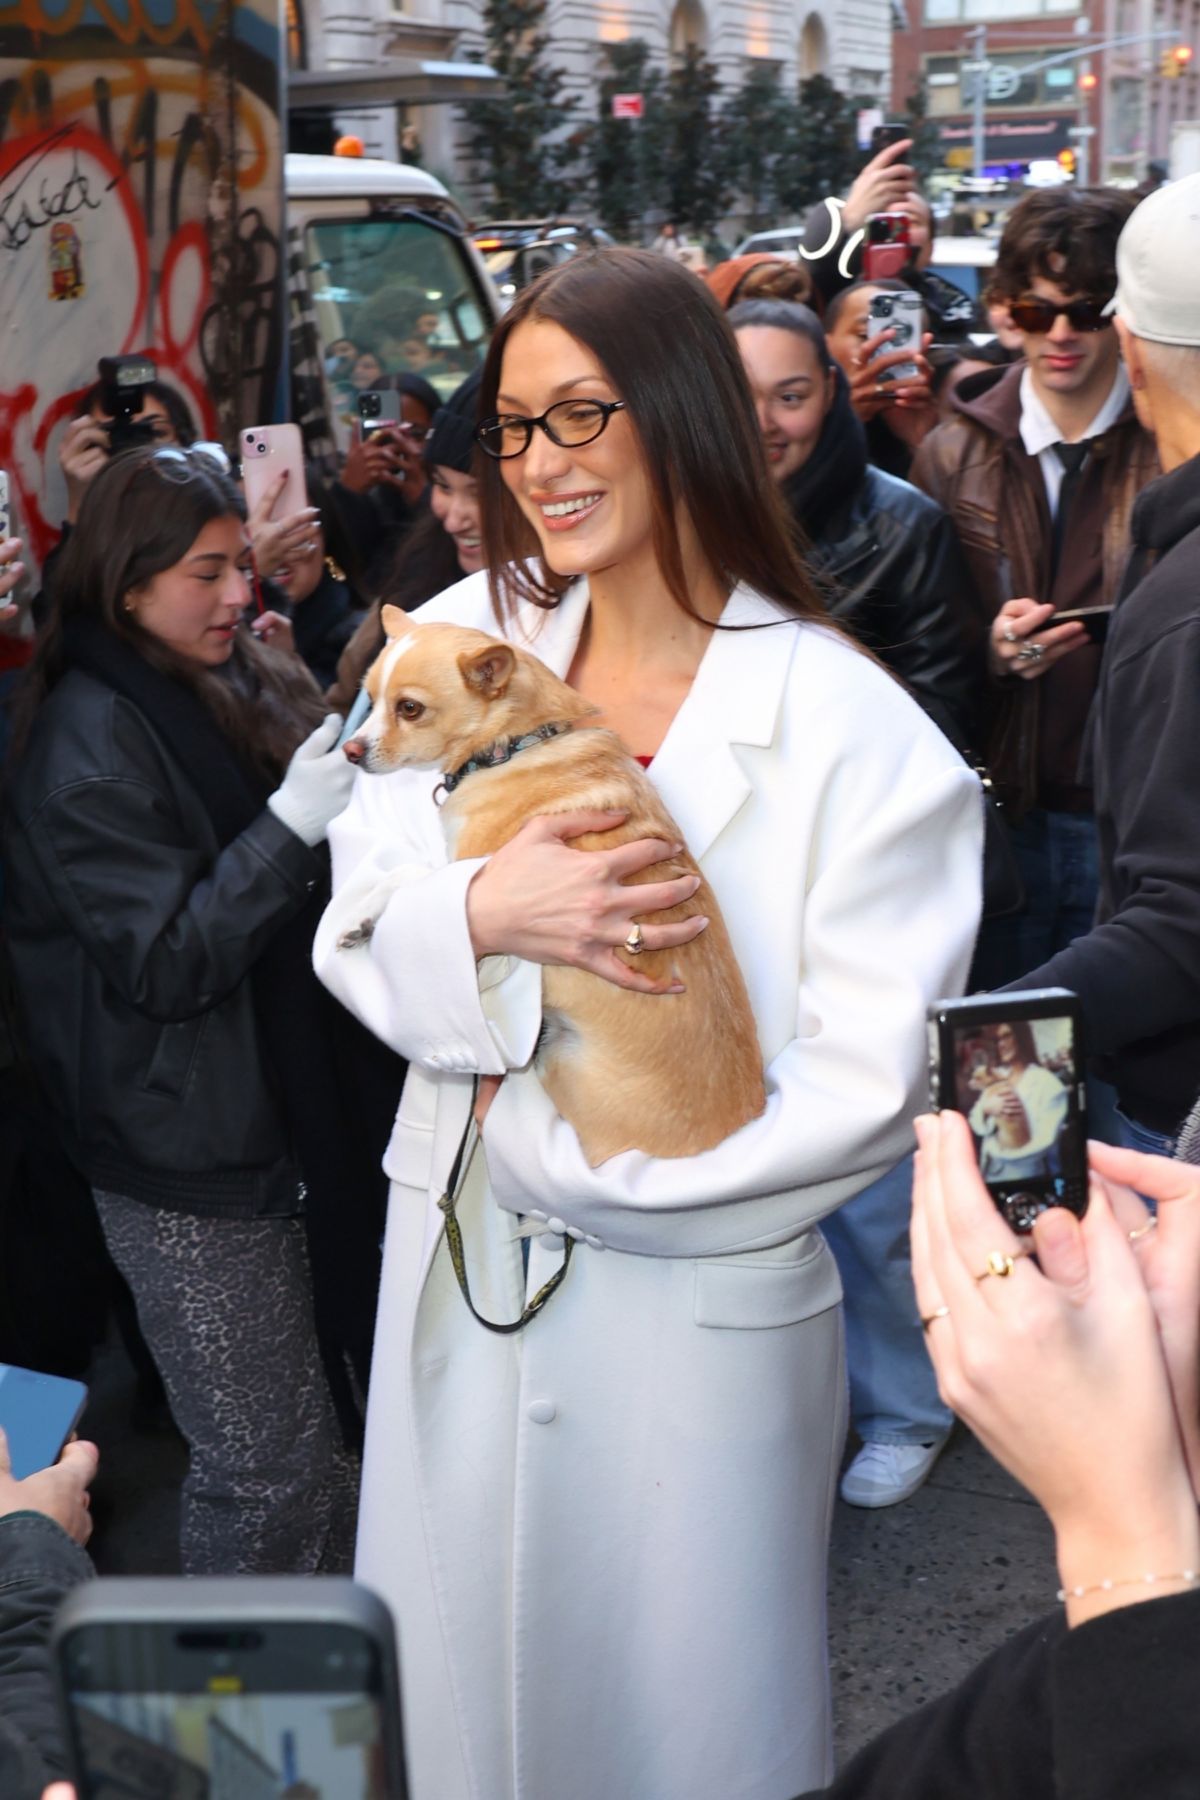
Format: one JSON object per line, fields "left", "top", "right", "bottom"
{"left": 467, "top": 810, "right": 708, "bottom": 995}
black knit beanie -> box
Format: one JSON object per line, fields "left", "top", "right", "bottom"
{"left": 423, "top": 367, "right": 483, "bottom": 475}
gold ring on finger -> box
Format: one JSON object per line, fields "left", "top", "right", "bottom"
{"left": 921, "top": 1305, "right": 951, "bottom": 1330}
{"left": 974, "top": 1248, "right": 1028, "bottom": 1283}
{"left": 624, "top": 924, "right": 645, "bottom": 955}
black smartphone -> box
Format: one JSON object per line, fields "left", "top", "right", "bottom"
{"left": 927, "top": 988, "right": 1089, "bottom": 1233}
{"left": 97, "top": 354, "right": 159, "bottom": 454}
{"left": 1049, "top": 605, "right": 1112, "bottom": 645}
{"left": 358, "top": 389, "right": 402, "bottom": 438}
{"left": 0, "top": 1363, "right": 87, "bottom": 1478}
{"left": 53, "top": 1576, "right": 409, "bottom": 1799}
{"left": 869, "top": 120, "right": 910, "bottom": 159}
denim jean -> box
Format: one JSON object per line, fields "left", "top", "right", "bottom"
{"left": 820, "top": 1155, "right": 952, "bottom": 1446}
{"left": 1114, "top": 1107, "right": 1176, "bottom": 1159}
{"left": 970, "top": 807, "right": 1100, "bottom": 992}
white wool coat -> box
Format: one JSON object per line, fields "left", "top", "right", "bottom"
{"left": 314, "top": 572, "right": 983, "bottom": 1800}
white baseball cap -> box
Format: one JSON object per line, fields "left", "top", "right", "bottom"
{"left": 1106, "top": 173, "right": 1200, "bottom": 344}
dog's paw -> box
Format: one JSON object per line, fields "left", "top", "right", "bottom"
{"left": 337, "top": 918, "right": 378, "bottom": 951}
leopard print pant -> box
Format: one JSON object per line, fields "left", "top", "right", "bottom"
{"left": 94, "top": 1191, "right": 359, "bottom": 1576}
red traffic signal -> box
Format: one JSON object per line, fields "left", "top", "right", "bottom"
{"left": 1079, "top": 70, "right": 1098, "bottom": 90}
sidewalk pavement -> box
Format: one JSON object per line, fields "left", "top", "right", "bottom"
{"left": 81, "top": 1334, "right": 1057, "bottom": 1767}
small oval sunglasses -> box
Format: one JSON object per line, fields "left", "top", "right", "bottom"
{"left": 475, "top": 398, "right": 626, "bottom": 460}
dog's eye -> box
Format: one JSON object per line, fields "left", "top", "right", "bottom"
{"left": 396, "top": 698, "right": 425, "bottom": 720}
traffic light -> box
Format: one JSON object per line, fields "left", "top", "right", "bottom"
{"left": 1079, "top": 70, "right": 1098, "bottom": 91}
{"left": 1161, "top": 43, "right": 1194, "bottom": 77}
{"left": 1058, "top": 148, "right": 1076, "bottom": 174}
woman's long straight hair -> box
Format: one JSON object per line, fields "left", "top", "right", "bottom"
{"left": 8, "top": 448, "right": 323, "bottom": 776}
{"left": 476, "top": 248, "right": 833, "bottom": 630}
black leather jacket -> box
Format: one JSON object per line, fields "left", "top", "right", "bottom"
{"left": 3, "top": 669, "right": 323, "bottom": 1215}
{"left": 800, "top": 464, "right": 986, "bottom": 755}
{"left": 0, "top": 1511, "right": 92, "bottom": 1800}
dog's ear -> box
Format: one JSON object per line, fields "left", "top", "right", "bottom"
{"left": 458, "top": 643, "right": 516, "bottom": 700}
{"left": 380, "top": 604, "right": 408, "bottom": 640}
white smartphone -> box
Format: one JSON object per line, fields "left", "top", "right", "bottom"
{"left": 338, "top": 686, "right": 373, "bottom": 747}
{"left": 240, "top": 423, "right": 308, "bottom": 521}
{"left": 868, "top": 289, "right": 924, "bottom": 384}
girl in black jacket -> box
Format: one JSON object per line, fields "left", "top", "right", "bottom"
{"left": 730, "top": 296, "right": 987, "bottom": 758}
{"left": 2, "top": 448, "right": 372, "bottom": 1576}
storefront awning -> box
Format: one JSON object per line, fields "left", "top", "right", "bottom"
{"left": 288, "top": 60, "right": 503, "bottom": 110}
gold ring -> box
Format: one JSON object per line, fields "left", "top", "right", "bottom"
{"left": 974, "top": 1249, "right": 1027, "bottom": 1282}
{"left": 921, "top": 1306, "right": 951, "bottom": 1330}
{"left": 624, "top": 924, "right": 645, "bottom": 955}
{"left": 1128, "top": 1216, "right": 1158, "bottom": 1243}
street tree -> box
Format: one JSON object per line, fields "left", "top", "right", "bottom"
{"left": 587, "top": 39, "right": 665, "bottom": 240}
{"left": 904, "top": 80, "right": 943, "bottom": 183}
{"left": 776, "top": 74, "right": 858, "bottom": 217}
{"left": 661, "top": 45, "right": 728, "bottom": 238}
{"left": 722, "top": 61, "right": 795, "bottom": 231}
{"left": 458, "top": 0, "right": 579, "bottom": 215}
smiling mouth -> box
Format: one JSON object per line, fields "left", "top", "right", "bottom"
{"left": 540, "top": 493, "right": 602, "bottom": 519}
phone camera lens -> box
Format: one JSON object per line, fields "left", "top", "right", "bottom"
{"left": 257, "top": 442, "right": 267, "bottom": 454}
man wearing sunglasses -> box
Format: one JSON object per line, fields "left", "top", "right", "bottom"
{"left": 912, "top": 188, "right": 1158, "bottom": 994}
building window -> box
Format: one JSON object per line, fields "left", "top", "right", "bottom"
{"left": 669, "top": 0, "right": 709, "bottom": 54}
{"left": 799, "top": 11, "right": 829, "bottom": 76}
{"left": 924, "top": 46, "right": 1078, "bottom": 111}
{"left": 925, "top": 0, "right": 1080, "bottom": 21}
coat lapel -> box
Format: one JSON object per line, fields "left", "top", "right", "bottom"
{"left": 650, "top": 587, "right": 801, "bottom": 861}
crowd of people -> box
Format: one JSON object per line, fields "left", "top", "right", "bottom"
{"left": 2, "top": 141, "right": 1200, "bottom": 1798}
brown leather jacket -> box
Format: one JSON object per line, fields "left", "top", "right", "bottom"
{"left": 911, "top": 363, "right": 1158, "bottom": 816}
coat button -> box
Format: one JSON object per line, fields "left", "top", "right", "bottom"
{"left": 525, "top": 1209, "right": 549, "bottom": 1223}
{"left": 547, "top": 1215, "right": 567, "bottom": 1234}
{"left": 565, "top": 1226, "right": 584, "bottom": 1242}
{"left": 584, "top": 1235, "right": 604, "bottom": 1251}
{"left": 527, "top": 1399, "right": 557, "bottom": 1425}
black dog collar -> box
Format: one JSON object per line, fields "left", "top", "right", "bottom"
{"left": 436, "top": 720, "right": 576, "bottom": 801}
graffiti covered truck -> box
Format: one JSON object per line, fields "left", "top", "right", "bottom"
{"left": 0, "top": 0, "right": 496, "bottom": 579}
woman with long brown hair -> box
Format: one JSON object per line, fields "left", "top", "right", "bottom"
{"left": 316, "top": 250, "right": 983, "bottom": 1799}
{"left": 3, "top": 447, "right": 371, "bottom": 1576}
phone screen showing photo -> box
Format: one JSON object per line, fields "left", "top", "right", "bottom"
{"left": 950, "top": 1010, "right": 1087, "bottom": 1232}
{"left": 63, "top": 1625, "right": 391, "bottom": 1799}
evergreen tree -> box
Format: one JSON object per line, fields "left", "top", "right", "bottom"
{"left": 776, "top": 74, "right": 857, "bottom": 217}
{"left": 587, "top": 39, "right": 665, "bottom": 240}
{"left": 904, "top": 81, "right": 943, "bottom": 184}
{"left": 722, "top": 62, "right": 795, "bottom": 231}
{"left": 661, "top": 45, "right": 728, "bottom": 237}
{"left": 458, "top": 0, "right": 579, "bottom": 215}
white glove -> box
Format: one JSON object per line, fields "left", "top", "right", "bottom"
{"left": 267, "top": 715, "right": 356, "bottom": 847}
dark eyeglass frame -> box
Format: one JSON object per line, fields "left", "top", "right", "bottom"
{"left": 475, "top": 397, "right": 627, "bottom": 460}
{"left": 1007, "top": 294, "right": 1113, "bottom": 335}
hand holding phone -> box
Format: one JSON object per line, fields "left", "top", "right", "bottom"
{"left": 867, "top": 289, "right": 924, "bottom": 384}
{"left": 928, "top": 989, "right": 1089, "bottom": 1233}
{"left": 863, "top": 213, "right": 911, "bottom": 281}
{"left": 241, "top": 424, "right": 308, "bottom": 523}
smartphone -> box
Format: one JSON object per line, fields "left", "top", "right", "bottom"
{"left": 338, "top": 685, "right": 374, "bottom": 747}
{"left": 863, "top": 212, "right": 911, "bottom": 281}
{"left": 868, "top": 289, "right": 924, "bottom": 383}
{"left": 927, "top": 988, "right": 1089, "bottom": 1234}
{"left": 0, "top": 470, "right": 10, "bottom": 541}
{"left": 54, "top": 1576, "right": 409, "bottom": 1799}
{"left": 1049, "top": 605, "right": 1112, "bottom": 646}
{"left": 358, "top": 389, "right": 402, "bottom": 438}
{"left": 0, "top": 1363, "right": 87, "bottom": 1479}
{"left": 98, "top": 354, "right": 160, "bottom": 454}
{"left": 240, "top": 423, "right": 307, "bottom": 522}
{"left": 869, "top": 121, "right": 910, "bottom": 160}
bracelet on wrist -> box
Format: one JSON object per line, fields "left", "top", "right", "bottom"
{"left": 1058, "top": 1569, "right": 1199, "bottom": 1604}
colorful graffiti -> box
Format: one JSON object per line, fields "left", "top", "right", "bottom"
{"left": 0, "top": 0, "right": 283, "bottom": 572}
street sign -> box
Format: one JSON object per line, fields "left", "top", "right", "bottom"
{"left": 986, "top": 64, "right": 1020, "bottom": 100}
{"left": 611, "top": 92, "right": 644, "bottom": 119}
{"left": 1067, "top": 125, "right": 1097, "bottom": 136}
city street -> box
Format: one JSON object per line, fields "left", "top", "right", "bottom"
{"left": 81, "top": 1326, "right": 1057, "bottom": 1765}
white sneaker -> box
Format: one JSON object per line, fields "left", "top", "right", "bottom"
{"left": 839, "top": 1440, "right": 944, "bottom": 1509}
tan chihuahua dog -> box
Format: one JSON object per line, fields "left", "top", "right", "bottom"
{"left": 339, "top": 609, "right": 765, "bottom": 1165}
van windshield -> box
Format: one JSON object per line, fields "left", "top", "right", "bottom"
{"left": 305, "top": 216, "right": 491, "bottom": 448}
